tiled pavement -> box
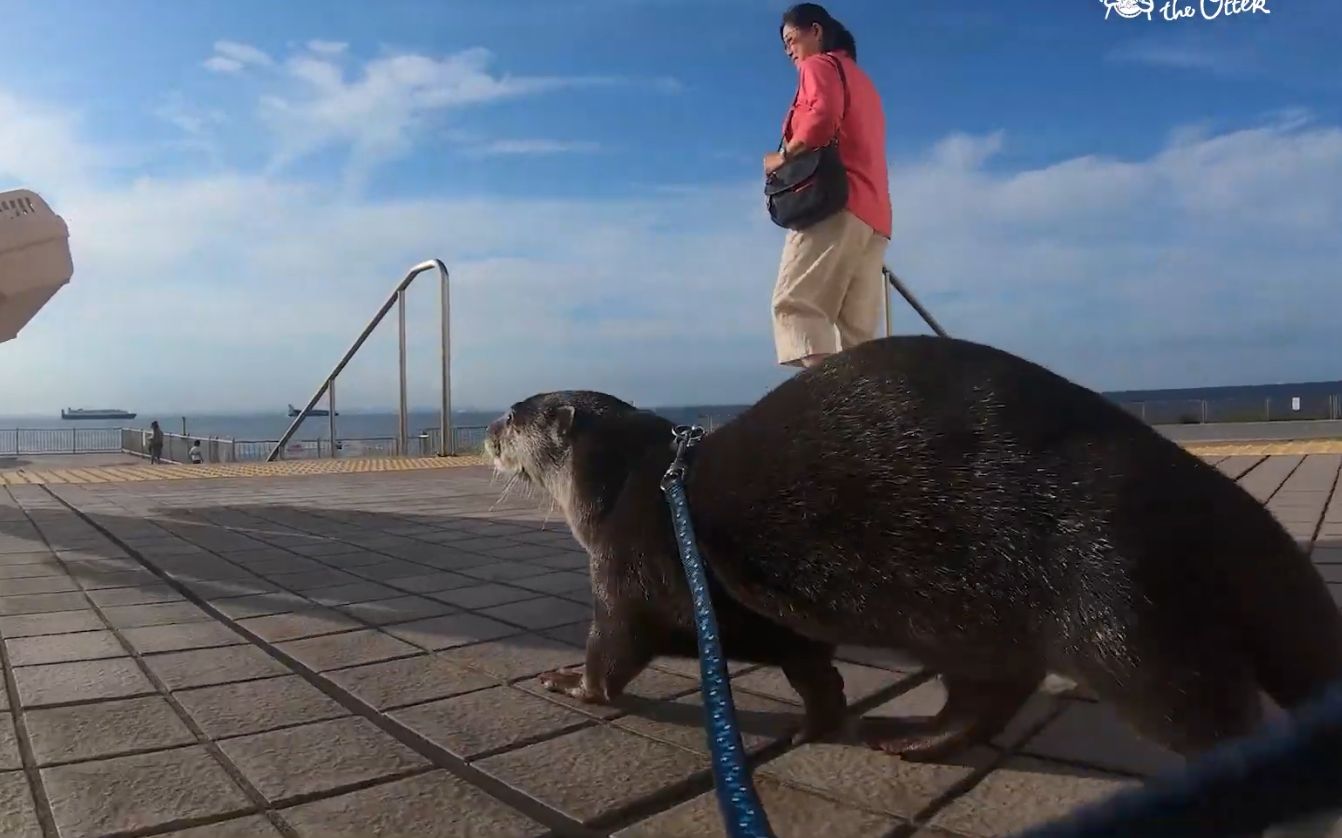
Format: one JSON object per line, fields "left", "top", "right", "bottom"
{"left": 0, "top": 453, "right": 1334, "bottom": 837}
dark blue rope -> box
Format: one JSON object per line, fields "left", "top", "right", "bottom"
{"left": 662, "top": 426, "right": 776, "bottom": 838}
{"left": 1013, "top": 678, "right": 1342, "bottom": 837}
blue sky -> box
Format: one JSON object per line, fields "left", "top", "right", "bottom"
{"left": 0, "top": 0, "right": 1338, "bottom": 414}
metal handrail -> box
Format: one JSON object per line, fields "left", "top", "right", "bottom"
{"left": 267, "top": 259, "right": 452, "bottom": 461}
{"left": 883, "top": 265, "right": 948, "bottom": 338}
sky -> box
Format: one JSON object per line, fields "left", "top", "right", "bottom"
{"left": 0, "top": 0, "right": 1338, "bottom": 414}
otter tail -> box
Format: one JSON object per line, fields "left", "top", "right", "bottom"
{"left": 1239, "top": 533, "right": 1342, "bottom": 712}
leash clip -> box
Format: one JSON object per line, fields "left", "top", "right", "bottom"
{"left": 661, "top": 424, "right": 706, "bottom": 491}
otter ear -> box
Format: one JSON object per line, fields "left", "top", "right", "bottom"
{"left": 554, "top": 405, "right": 576, "bottom": 439}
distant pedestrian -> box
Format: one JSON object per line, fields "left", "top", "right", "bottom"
{"left": 148, "top": 421, "right": 163, "bottom": 465}
{"left": 188, "top": 440, "right": 203, "bottom": 464}
{"left": 766, "top": 3, "right": 892, "bottom": 369}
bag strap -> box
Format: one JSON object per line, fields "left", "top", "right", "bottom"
{"left": 778, "top": 52, "right": 851, "bottom": 151}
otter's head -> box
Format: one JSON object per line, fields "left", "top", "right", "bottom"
{"left": 484, "top": 390, "right": 646, "bottom": 510}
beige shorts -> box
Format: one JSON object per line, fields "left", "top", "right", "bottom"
{"left": 771, "top": 209, "right": 890, "bottom": 367}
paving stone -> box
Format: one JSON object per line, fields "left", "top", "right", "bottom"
{"left": 544, "top": 621, "right": 591, "bottom": 648}
{"left": 463, "top": 561, "right": 546, "bottom": 582}
{"left": 210, "top": 592, "right": 310, "bottom": 620}
{"left": 85, "top": 584, "right": 184, "bottom": 607}
{"left": 175, "top": 674, "right": 348, "bottom": 739}
{"left": 383, "top": 612, "right": 521, "bottom": 650}
{"left": 158, "top": 814, "right": 286, "bottom": 837}
{"left": 760, "top": 741, "right": 997, "bottom": 820}
{"left": 530, "top": 552, "right": 591, "bottom": 571}
{"left": 101, "top": 601, "right": 211, "bottom": 628}
{"left": 276, "top": 628, "right": 420, "bottom": 672}
{"left": 4, "top": 628, "right": 125, "bottom": 666}
{"left": 0, "top": 553, "right": 58, "bottom": 568}
{"left": 381, "top": 571, "right": 477, "bottom": 593}
{"left": 0, "top": 592, "right": 90, "bottom": 616}
{"left": 1016, "top": 700, "right": 1184, "bottom": 777}
{"left": 121, "top": 621, "right": 246, "bottom": 654}
{"left": 181, "top": 579, "right": 279, "bottom": 600}
{"left": 391, "top": 684, "right": 591, "bottom": 760}
{"left": 434, "top": 583, "right": 543, "bottom": 611}
{"left": 352, "top": 561, "right": 439, "bottom": 581}
{"left": 0, "top": 770, "right": 41, "bottom": 838}
{"left": 435, "top": 633, "right": 585, "bottom": 681}
{"left": 326, "top": 654, "right": 496, "bottom": 710}
{"left": 0, "top": 562, "right": 65, "bottom": 580}
{"left": 74, "top": 568, "right": 162, "bottom": 590}
{"left": 0, "top": 609, "right": 80, "bottom": 641}
{"left": 337, "top": 595, "right": 454, "bottom": 626}
{"left": 267, "top": 569, "right": 364, "bottom": 591}
{"left": 0, "top": 716, "right": 18, "bottom": 771}
{"left": 278, "top": 769, "right": 546, "bottom": 837}
{"left": 476, "top": 724, "right": 707, "bottom": 825}
{"left": 0, "top": 575, "right": 80, "bottom": 595}
{"left": 929, "top": 756, "right": 1141, "bottom": 836}
{"left": 25, "top": 695, "right": 195, "bottom": 766}
{"left": 616, "top": 686, "right": 802, "bottom": 756}
{"left": 237, "top": 607, "right": 364, "bottom": 642}
{"left": 42, "top": 745, "right": 251, "bottom": 837}
{"left": 615, "top": 776, "right": 902, "bottom": 837}
{"left": 310, "top": 550, "right": 388, "bottom": 569}
{"left": 512, "top": 571, "right": 592, "bottom": 596}
{"left": 219, "top": 715, "right": 430, "bottom": 804}
{"left": 303, "top": 581, "right": 402, "bottom": 607}
{"left": 145, "top": 644, "right": 289, "bottom": 690}
{"left": 14, "top": 658, "right": 154, "bottom": 707}
{"left": 732, "top": 661, "right": 905, "bottom": 708}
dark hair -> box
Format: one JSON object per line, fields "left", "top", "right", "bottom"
{"left": 781, "top": 3, "right": 858, "bottom": 60}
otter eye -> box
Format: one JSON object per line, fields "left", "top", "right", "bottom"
{"left": 505, "top": 409, "right": 515, "bottom": 426}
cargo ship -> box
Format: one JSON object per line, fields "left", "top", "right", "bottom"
{"left": 288, "top": 403, "right": 337, "bottom": 418}
{"left": 60, "top": 407, "right": 137, "bottom": 420}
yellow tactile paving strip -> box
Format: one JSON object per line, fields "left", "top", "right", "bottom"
{"left": 2, "top": 439, "right": 1341, "bottom": 485}
{"left": 0, "top": 455, "right": 491, "bottom": 485}
{"left": 1184, "top": 439, "right": 1342, "bottom": 456}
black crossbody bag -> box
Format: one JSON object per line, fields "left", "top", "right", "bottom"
{"left": 765, "top": 54, "right": 851, "bottom": 231}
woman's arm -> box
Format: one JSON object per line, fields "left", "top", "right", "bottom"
{"left": 765, "top": 55, "right": 845, "bottom": 174}
{"left": 789, "top": 55, "right": 846, "bottom": 150}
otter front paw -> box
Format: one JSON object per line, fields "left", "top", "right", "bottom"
{"left": 537, "top": 667, "right": 605, "bottom": 703}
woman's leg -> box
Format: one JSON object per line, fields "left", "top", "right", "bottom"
{"left": 835, "top": 232, "right": 891, "bottom": 351}
{"left": 771, "top": 211, "right": 871, "bottom": 368}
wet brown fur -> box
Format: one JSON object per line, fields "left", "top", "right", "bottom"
{"left": 485, "top": 334, "right": 1342, "bottom": 760}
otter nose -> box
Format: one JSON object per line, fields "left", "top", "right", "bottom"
{"left": 487, "top": 416, "right": 505, "bottom": 438}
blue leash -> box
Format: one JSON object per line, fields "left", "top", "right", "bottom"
{"left": 1013, "top": 677, "right": 1342, "bottom": 837}
{"left": 661, "top": 424, "right": 776, "bottom": 838}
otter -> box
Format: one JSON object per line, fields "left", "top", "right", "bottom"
{"left": 485, "top": 334, "right": 1342, "bottom": 762}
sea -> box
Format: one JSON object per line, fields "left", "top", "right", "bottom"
{"left": 4, "top": 378, "right": 1341, "bottom": 444}
{"left": 0, "top": 405, "right": 753, "bottom": 442}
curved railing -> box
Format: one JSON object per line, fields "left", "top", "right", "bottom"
{"left": 268, "top": 259, "right": 452, "bottom": 462}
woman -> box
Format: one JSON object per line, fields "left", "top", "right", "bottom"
{"left": 767, "top": 3, "right": 891, "bottom": 369}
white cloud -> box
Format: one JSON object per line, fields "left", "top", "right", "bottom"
{"left": 306, "top": 40, "right": 348, "bottom": 56}
{"left": 0, "top": 85, "right": 1338, "bottom": 415}
{"left": 469, "top": 138, "right": 603, "bottom": 156}
{"left": 238, "top": 45, "right": 620, "bottom": 190}
{"left": 203, "top": 56, "right": 245, "bottom": 74}
{"left": 213, "top": 40, "right": 274, "bottom": 69}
